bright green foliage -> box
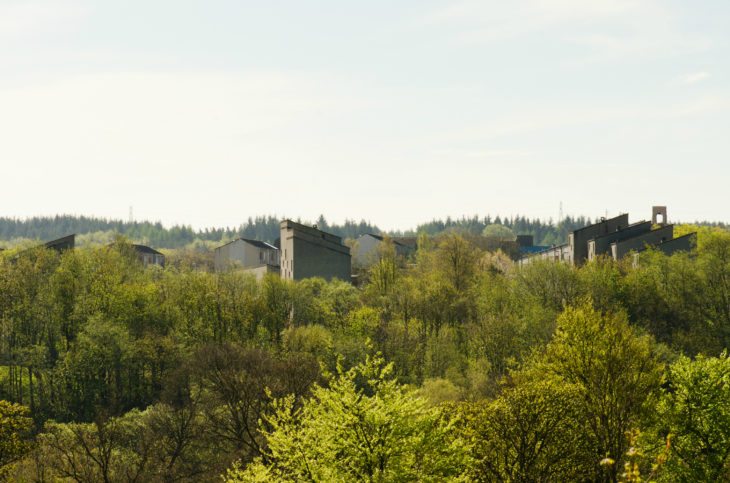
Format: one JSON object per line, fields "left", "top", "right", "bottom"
{"left": 282, "top": 324, "right": 333, "bottom": 363}
{"left": 4, "top": 224, "right": 730, "bottom": 480}
{"left": 0, "top": 400, "right": 32, "bottom": 477}
{"left": 226, "top": 354, "right": 471, "bottom": 482}
{"left": 532, "top": 302, "right": 664, "bottom": 482}
{"left": 648, "top": 353, "right": 730, "bottom": 481}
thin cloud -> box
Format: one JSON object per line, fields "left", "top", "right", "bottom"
{"left": 681, "top": 71, "right": 710, "bottom": 85}
{"left": 417, "top": 0, "right": 710, "bottom": 59}
{"left": 0, "top": 1, "right": 87, "bottom": 39}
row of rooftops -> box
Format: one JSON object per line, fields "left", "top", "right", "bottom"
{"left": 519, "top": 207, "right": 696, "bottom": 265}
{"left": 3, "top": 208, "right": 697, "bottom": 274}
{"left": 1, "top": 234, "right": 165, "bottom": 267}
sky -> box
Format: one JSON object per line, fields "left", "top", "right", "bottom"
{"left": 1, "top": 0, "right": 728, "bottom": 231}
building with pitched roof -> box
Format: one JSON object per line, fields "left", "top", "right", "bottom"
{"left": 132, "top": 244, "right": 165, "bottom": 267}
{"left": 353, "top": 233, "right": 415, "bottom": 267}
{"left": 214, "top": 238, "right": 280, "bottom": 275}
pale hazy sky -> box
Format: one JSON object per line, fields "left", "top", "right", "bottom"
{"left": 1, "top": 0, "right": 728, "bottom": 231}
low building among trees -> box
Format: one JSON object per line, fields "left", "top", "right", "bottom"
{"left": 131, "top": 244, "right": 166, "bottom": 268}
{"left": 214, "top": 238, "right": 280, "bottom": 275}
{"left": 520, "top": 206, "right": 697, "bottom": 265}
{"left": 352, "top": 234, "right": 415, "bottom": 267}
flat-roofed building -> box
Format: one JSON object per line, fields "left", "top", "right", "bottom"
{"left": 279, "top": 220, "right": 351, "bottom": 281}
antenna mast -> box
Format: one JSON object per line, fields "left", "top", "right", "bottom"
{"left": 559, "top": 201, "right": 563, "bottom": 223}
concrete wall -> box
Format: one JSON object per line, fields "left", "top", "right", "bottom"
{"left": 571, "top": 214, "right": 629, "bottom": 265}
{"left": 353, "top": 235, "right": 382, "bottom": 267}
{"left": 587, "top": 221, "right": 652, "bottom": 261}
{"left": 215, "top": 239, "right": 279, "bottom": 272}
{"left": 611, "top": 225, "right": 674, "bottom": 259}
{"left": 651, "top": 232, "right": 696, "bottom": 257}
{"left": 280, "top": 220, "right": 351, "bottom": 281}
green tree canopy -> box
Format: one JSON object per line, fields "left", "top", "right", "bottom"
{"left": 0, "top": 400, "right": 33, "bottom": 478}
{"left": 647, "top": 353, "right": 730, "bottom": 481}
{"left": 226, "top": 353, "right": 471, "bottom": 482}
{"left": 482, "top": 224, "right": 516, "bottom": 241}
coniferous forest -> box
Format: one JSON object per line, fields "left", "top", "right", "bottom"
{"left": 0, "top": 213, "right": 605, "bottom": 248}
{"left": 2, "top": 223, "right": 730, "bottom": 481}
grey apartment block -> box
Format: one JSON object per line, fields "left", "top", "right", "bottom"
{"left": 279, "top": 220, "right": 351, "bottom": 281}
{"left": 587, "top": 221, "right": 652, "bottom": 261}
{"left": 519, "top": 207, "right": 696, "bottom": 266}
{"left": 569, "top": 214, "right": 629, "bottom": 265}
{"left": 214, "top": 238, "right": 280, "bottom": 273}
{"left": 611, "top": 225, "right": 675, "bottom": 260}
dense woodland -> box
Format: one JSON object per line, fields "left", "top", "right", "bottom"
{"left": 0, "top": 214, "right": 604, "bottom": 249}
{"left": 3, "top": 224, "right": 730, "bottom": 481}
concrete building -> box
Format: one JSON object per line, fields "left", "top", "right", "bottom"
{"left": 279, "top": 220, "right": 351, "bottom": 281}
{"left": 587, "top": 221, "right": 652, "bottom": 261}
{"left": 108, "top": 242, "right": 165, "bottom": 267}
{"left": 353, "top": 233, "right": 415, "bottom": 267}
{"left": 568, "top": 214, "right": 629, "bottom": 265}
{"left": 645, "top": 232, "right": 696, "bottom": 256}
{"left": 214, "top": 238, "right": 280, "bottom": 273}
{"left": 132, "top": 244, "right": 165, "bottom": 268}
{"left": 520, "top": 208, "right": 696, "bottom": 266}
{"left": 610, "top": 225, "right": 674, "bottom": 260}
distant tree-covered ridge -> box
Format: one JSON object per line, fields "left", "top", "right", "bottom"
{"left": 0, "top": 215, "right": 382, "bottom": 249}
{"left": 1, "top": 213, "right": 727, "bottom": 249}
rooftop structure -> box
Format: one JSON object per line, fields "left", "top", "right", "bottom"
{"left": 520, "top": 207, "right": 695, "bottom": 266}
{"left": 279, "top": 220, "right": 351, "bottom": 281}
{"left": 44, "top": 234, "right": 76, "bottom": 253}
